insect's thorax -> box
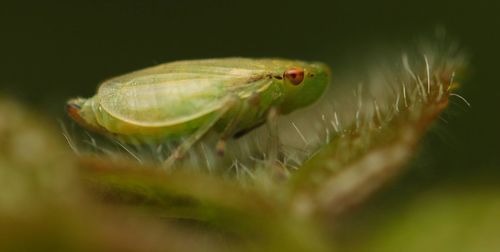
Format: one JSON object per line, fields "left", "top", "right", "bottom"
{"left": 215, "top": 78, "right": 285, "bottom": 135}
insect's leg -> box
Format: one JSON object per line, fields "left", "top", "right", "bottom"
{"left": 163, "top": 96, "right": 238, "bottom": 168}
{"left": 216, "top": 91, "right": 261, "bottom": 155}
{"left": 215, "top": 100, "right": 247, "bottom": 155}
{"left": 266, "top": 107, "right": 287, "bottom": 177}
{"left": 233, "top": 121, "right": 265, "bottom": 139}
{"left": 267, "top": 107, "right": 279, "bottom": 160}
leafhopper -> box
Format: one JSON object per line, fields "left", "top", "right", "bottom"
{"left": 67, "top": 58, "right": 330, "bottom": 163}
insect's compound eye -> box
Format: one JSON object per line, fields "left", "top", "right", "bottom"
{"left": 284, "top": 67, "right": 305, "bottom": 86}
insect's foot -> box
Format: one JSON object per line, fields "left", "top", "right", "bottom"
{"left": 216, "top": 140, "right": 226, "bottom": 156}
{"left": 271, "top": 161, "right": 289, "bottom": 181}
{"left": 163, "top": 150, "right": 185, "bottom": 168}
{"left": 172, "top": 149, "right": 185, "bottom": 160}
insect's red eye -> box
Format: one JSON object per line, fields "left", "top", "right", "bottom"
{"left": 284, "top": 67, "right": 305, "bottom": 85}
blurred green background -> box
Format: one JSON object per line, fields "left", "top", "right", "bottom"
{"left": 1, "top": 0, "right": 499, "bottom": 250}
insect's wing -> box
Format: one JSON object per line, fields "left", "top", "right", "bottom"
{"left": 96, "top": 59, "right": 276, "bottom": 127}
{"left": 97, "top": 74, "right": 236, "bottom": 127}
{"left": 227, "top": 77, "right": 275, "bottom": 99}
{"left": 106, "top": 58, "right": 268, "bottom": 82}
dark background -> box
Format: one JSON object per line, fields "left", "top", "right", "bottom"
{"left": 1, "top": 0, "right": 499, "bottom": 241}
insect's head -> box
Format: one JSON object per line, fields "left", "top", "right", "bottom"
{"left": 279, "top": 61, "right": 331, "bottom": 114}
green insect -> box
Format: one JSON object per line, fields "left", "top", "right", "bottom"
{"left": 67, "top": 58, "right": 330, "bottom": 164}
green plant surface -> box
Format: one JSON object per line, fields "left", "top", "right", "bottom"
{"left": 334, "top": 187, "right": 500, "bottom": 252}
{"left": 0, "top": 38, "right": 480, "bottom": 251}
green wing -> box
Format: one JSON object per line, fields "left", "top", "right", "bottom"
{"left": 97, "top": 59, "right": 273, "bottom": 127}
